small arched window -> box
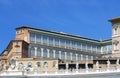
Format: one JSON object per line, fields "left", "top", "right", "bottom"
{"left": 52, "top": 61, "right": 57, "bottom": 67}
{"left": 28, "top": 62, "right": 32, "bottom": 68}
{"left": 10, "top": 59, "right": 16, "bottom": 65}
{"left": 44, "top": 62, "right": 48, "bottom": 68}
{"left": 36, "top": 62, "right": 40, "bottom": 67}
{"left": 18, "top": 62, "right": 24, "bottom": 70}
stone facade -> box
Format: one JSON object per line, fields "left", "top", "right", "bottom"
{"left": 0, "top": 17, "right": 120, "bottom": 72}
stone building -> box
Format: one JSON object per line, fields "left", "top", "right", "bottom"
{"left": 0, "top": 16, "right": 120, "bottom": 72}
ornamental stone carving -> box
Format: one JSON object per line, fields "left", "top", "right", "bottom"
{"left": 113, "top": 40, "right": 119, "bottom": 45}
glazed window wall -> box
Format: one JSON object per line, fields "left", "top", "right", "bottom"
{"left": 29, "top": 46, "right": 94, "bottom": 61}
{"left": 102, "top": 45, "right": 112, "bottom": 53}
{"left": 29, "top": 32, "right": 112, "bottom": 53}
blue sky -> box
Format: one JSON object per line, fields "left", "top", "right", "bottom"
{"left": 0, "top": 0, "right": 120, "bottom": 53}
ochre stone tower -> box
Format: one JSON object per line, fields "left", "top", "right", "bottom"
{"left": 109, "top": 17, "right": 120, "bottom": 57}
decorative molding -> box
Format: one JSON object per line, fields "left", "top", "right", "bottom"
{"left": 113, "top": 40, "right": 119, "bottom": 45}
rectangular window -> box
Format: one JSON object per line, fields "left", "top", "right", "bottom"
{"left": 36, "top": 34, "right": 41, "bottom": 43}
{"left": 55, "top": 51, "right": 59, "bottom": 58}
{"left": 61, "top": 51, "right": 65, "bottom": 60}
{"left": 60, "top": 39, "right": 65, "bottom": 48}
{"left": 49, "top": 37, "right": 53, "bottom": 46}
{"left": 66, "top": 40, "right": 70, "bottom": 49}
{"left": 92, "top": 45, "right": 96, "bottom": 52}
{"left": 67, "top": 52, "right": 71, "bottom": 60}
{"left": 82, "top": 43, "right": 86, "bottom": 51}
{"left": 55, "top": 38, "right": 59, "bottom": 46}
{"left": 77, "top": 42, "right": 81, "bottom": 50}
{"left": 30, "top": 33, "right": 35, "bottom": 43}
{"left": 87, "top": 44, "right": 91, "bottom": 51}
{"left": 71, "top": 41, "right": 76, "bottom": 49}
{"left": 43, "top": 35, "right": 47, "bottom": 45}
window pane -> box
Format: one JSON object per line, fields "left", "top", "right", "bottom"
{"left": 43, "top": 35, "right": 47, "bottom": 44}
{"left": 30, "top": 33, "right": 35, "bottom": 43}
{"left": 55, "top": 38, "right": 59, "bottom": 46}
{"left": 36, "top": 34, "right": 41, "bottom": 43}
{"left": 28, "top": 62, "right": 32, "bottom": 68}
{"left": 36, "top": 62, "right": 40, "bottom": 67}
{"left": 37, "top": 47, "right": 41, "bottom": 57}
{"left": 60, "top": 39, "right": 65, "bottom": 48}
{"left": 30, "top": 47, "right": 35, "bottom": 57}
{"left": 49, "top": 37, "right": 53, "bottom": 46}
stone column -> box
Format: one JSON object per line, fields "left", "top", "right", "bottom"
{"left": 86, "top": 44, "right": 87, "bottom": 51}
{"left": 91, "top": 45, "right": 92, "bottom": 52}
{"left": 66, "top": 63, "right": 68, "bottom": 73}
{"left": 59, "top": 51, "right": 61, "bottom": 59}
{"left": 65, "top": 52, "right": 67, "bottom": 60}
{"left": 35, "top": 34, "right": 36, "bottom": 44}
{"left": 53, "top": 38, "right": 55, "bottom": 46}
{"left": 107, "top": 60, "right": 110, "bottom": 71}
{"left": 65, "top": 40, "right": 66, "bottom": 48}
{"left": 96, "top": 61, "right": 99, "bottom": 72}
{"left": 76, "top": 54, "right": 78, "bottom": 61}
{"left": 75, "top": 43, "right": 77, "bottom": 50}
{"left": 41, "top": 48, "right": 43, "bottom": 58}
{"left": 47, "top": 37, "right": 49, "bottom": 46}
{"left": 76, "top": 62, "right": 79, "bottom": 73}
{"left": 96, "top": 46, "right": 97, "bottom": 53}
{"left": 47, "top": 49, "right": 50, "bottom": 58}
{"left": 59, "top": 39, "right": 60, "bottom": 47}
{"left": 70, "top": 53, "right": 72, "bottom": 61}
{"left": 81, "top": 43, "right": 82, "bottom": 51}
{"left": 116, "top": 59, "right": 120, "bottom": 70}
{"left": 86, "top": 55, "right": 88, "bottom": 60}
{"left": 28, "top": 46, "right": 31, "bottom": 57}
{"left": 34, "top": 47, "right": 37, "bottom": 57}
{"left": 41, "top": 35, "right": 43, "bottom": 44}
{"left": 101, "top": 46, "right": 103, "bottom": 53}
{"left": 85, "top": 62, "right": 89, "bottom": 72}
{"left": 70, "top": 41, "right": 72, "bottom": 49}
{"left": 53, "top": 50, "right": 56, "bottom": 58}
{"left": 81, "top": 54, "right": 83, "bottom": 60}
{"left": 91, "top": 56, "right": 93, "bottom": 60}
